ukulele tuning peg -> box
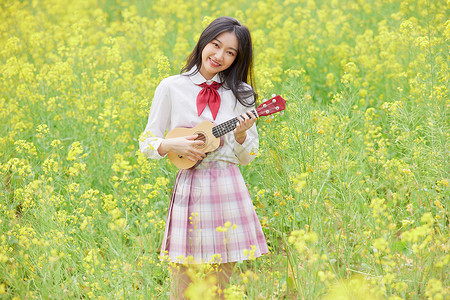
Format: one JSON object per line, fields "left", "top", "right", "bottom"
{"left": 271, "top": 94, "right": 276, "bottom": 98}
{"left": 270, "top": 115, "right": 274, "bottom": 119}
{"left": 280, "top": 111, "right": 284, "bottom": 116}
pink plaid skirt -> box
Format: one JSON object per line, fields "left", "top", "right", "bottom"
{"left": 160, "top": 161, "right": 268, "bottom": 264}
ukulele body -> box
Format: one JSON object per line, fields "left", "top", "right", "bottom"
{"left": 165, "top": 121, "right": 221, "bottom": 169}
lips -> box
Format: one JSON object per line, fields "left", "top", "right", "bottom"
{"left": 209, "top": 58, "right": 221, "bottom": 67}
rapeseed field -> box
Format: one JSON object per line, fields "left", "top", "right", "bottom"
{"left": 0, "top": 0, "right": 448, "bottom": 298}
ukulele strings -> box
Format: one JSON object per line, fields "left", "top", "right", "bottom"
{"left": 195, "top": 132, "right": 208, "bottom": 148}
{"left": 211, "top": 109, "right": 257, "bottom": 138}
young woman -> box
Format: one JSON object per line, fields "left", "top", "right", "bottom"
{"left": 139, "top": 16, "right": 268, "bottom": 299}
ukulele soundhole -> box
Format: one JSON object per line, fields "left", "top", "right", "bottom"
{"left": 194, "top": 132, "right": 207, "bottom": 149}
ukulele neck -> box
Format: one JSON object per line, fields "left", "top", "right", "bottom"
{"left": 211, "top": 109, "right": 257, "bottom": 138}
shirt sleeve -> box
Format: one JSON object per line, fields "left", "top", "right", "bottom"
{"left": 233, "top": 121, "right": 259, "bottom": 165}
{"left": 233, "top": 96, "right": 259, "bottom": 165}
{"left": 139, "top": 79, "right": 171, "bottom": 159}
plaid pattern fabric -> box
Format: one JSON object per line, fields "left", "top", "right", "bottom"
{"left": 160, "top": 161, "right": 268, "bottom": 264}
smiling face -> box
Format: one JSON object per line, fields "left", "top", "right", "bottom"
{"left": 199, "top": 31, "right": 239, "bottom": 80}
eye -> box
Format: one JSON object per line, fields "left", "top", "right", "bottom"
{"left": 227, "top": 51, "right": 236, "bottom": 56}
{"left": 212, "top": 42, "right": 219, "bottom": 48}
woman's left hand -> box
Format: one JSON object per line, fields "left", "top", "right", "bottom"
{"left": 234, "top": 111, "right": 257, "bottom": 144}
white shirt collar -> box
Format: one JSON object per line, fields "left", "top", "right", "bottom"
{"left": 187, "top": 66, "right": 223, "bottom": 85}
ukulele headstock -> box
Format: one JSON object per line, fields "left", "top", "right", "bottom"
{"left": 256, "top": 95, "right": 286, "bottom": 117}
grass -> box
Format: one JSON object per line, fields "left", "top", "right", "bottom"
{"left": 0, "top": 0, "right": 448, "bottom": 298}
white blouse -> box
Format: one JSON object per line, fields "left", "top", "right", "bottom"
{"left": 139, "top": 69, "right": 259, "bottom": 166}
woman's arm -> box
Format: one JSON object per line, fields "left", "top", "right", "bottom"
{"left": 234, "top": 111, "right": 257, "bottom": 144}
{"left": 233, "top": 110, "right": 259, "bottom": 165}
{"left": 158, "top": 135, "right": 206, "bottom": 162}
{"left": 139, "top": 79, "right": 172, "bottom": 159}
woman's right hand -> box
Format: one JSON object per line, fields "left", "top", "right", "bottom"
{"left": 158, "top": 135, "right": 206, "bottom": 162}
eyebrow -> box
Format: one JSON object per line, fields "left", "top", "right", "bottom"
{"left": 214, "top": 38, "right": 238, "bottom": 53}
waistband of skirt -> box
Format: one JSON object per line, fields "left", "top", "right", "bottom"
{"left": 193, "top": 160, "right": 237, "bottom": 170}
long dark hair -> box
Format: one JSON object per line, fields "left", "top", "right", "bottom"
{"left": 181, "top": 16, "right": 257, "bottom": 107}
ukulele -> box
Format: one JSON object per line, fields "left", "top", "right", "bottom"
{"left": 166, "top": 95, "right": 286, "bottom": 169}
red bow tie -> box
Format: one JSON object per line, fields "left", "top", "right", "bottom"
{"left": 196, "top": 82, "right": 222, "bottom": 120}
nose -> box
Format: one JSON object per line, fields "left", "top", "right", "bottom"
{"left": 214, "top": 49, "right": 225, "bottom": 62}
